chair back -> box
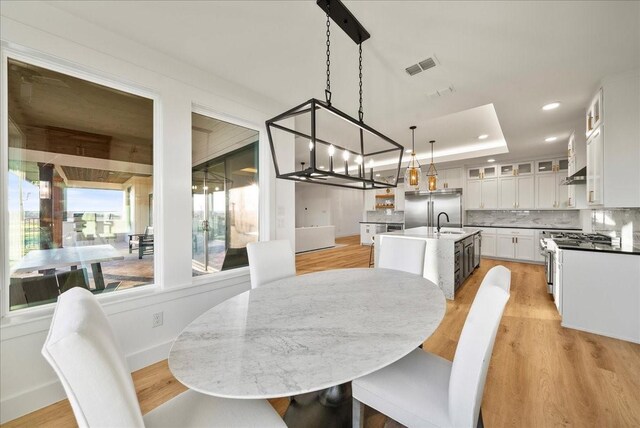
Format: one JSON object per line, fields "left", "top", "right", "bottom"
{"left": 42, "top": 288, "right": 145, "bottom": 427}
{"left": 479, "top": 265, "right": 511, "bottom": 294}
{"left": 377, "top": 236, "right": 427, "bottom": 276}
{"left": 247, "top": 240, "right": 296, "bottom": 288}
{"left": 21, "top": 275, "right": 60, "bottom": 304}
{"left": 56, "top": 268, "right": 90, "bottom": 293}
{"left": 448, "top": 283, "right": 510, "bottom": 427}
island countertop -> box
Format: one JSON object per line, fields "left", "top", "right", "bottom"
{"left": 381, "top": 226, "right": 481, "bottom": 241}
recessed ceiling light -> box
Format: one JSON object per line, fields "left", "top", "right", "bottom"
{"left": 478, "top": 134, "right": 488, "bottom": 140}
{"left": 318, "top": 165, "right": 325, "bottom": 169}
{"left": 405, "top": 149, "right": 412, "bottom": 153}
{"left": 487, "top": 158, "right": 495, "bottom": 163}
{"left": 375, "top": 173, "right": 381, "bottom": 177}
{"left": 545, "top": 136, "right": 557, "bottom": 142}
{"left": 542, "top": 102, "right": 561, "bottom": 111}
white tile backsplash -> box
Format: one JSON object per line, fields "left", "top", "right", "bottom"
{"left": 465, "top": 210, "right": 581, "bottom": 229}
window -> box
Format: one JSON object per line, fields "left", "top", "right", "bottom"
{"left": 6, "top": 58, "right": 154, "bottom": 311}
{"left": 191, "top": 112, "right": 259, "bottom": 276}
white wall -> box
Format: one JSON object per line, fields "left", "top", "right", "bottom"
{"left": 0, "top": 1, "right": 294, "bottom": 422}
{"left": 295, "top": 183, "right": 363, "bottom": 237}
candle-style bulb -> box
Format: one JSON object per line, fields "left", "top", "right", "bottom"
{"left": 328, "top": 145, "right": 335, "bottom": 157}
{"left": 342, "top": 150, "right": 350, "bottom": 161}
{"left": 308, "top": 141, "right": 314, "bottom": 151}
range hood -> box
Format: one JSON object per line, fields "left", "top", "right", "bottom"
{"left": 561, "top": 166, "right": 586, "bottom": 185}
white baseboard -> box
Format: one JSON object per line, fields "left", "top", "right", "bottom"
{"left": 127, "top": 338, "right": 174, "bottom": 371}
{"left": 0, "top": 379, "right": 66, "bottom": 424}
{"left": 0, "top": 339, "right": 175, "bottom": 424}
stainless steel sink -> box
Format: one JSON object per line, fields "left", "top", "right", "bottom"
{"left": 439, "top": 230, "right": 465, "bottom": 235}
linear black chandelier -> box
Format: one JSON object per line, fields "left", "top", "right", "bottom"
{"left": 266, "top": 0, "right": 404, "bottom": 189}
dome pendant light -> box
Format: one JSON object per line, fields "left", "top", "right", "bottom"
{"left": 427, "top": 140, "right": 438, "bottom": 191}
{"left": 404, "top": 126, "right": 421, "bottom": 188}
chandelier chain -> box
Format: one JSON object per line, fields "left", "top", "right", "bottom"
{"left": 325, "top": 2, "right": 332, "bottom": 105}
{"left": 358, "top": 43, "right": 363, "bottom": 121}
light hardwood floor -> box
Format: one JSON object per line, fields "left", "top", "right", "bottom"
{"left": 4, "top": 235, "right": 640, "bottom": 427}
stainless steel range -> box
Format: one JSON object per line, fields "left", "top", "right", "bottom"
{"left": 539, "top": 231, "right": 612, "bottom": 299}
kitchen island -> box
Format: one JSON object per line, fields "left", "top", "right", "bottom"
{"left": 376, "top": 227, "right": 481, "bottom": 299}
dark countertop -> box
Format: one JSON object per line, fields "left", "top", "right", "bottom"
{"left": 556, "top": 242, "right": 640, "bottom": 255}
{"left": 360, "top": 221, "right": 404, "bottom": 225}
{"left": 465, "top": 224, "right": 581, "bottom": 231}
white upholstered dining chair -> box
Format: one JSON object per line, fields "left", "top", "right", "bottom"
{"left": 247, "top": 240, "right": 296, "bottom": 288}
{"left": 41, "top": 288, "right": 286, "bottom": 428}
{"left": 352, "top": 268, "right": 511, "bottom": 428}
{"left": 479, "top": 264, "right": 511, "bottom": 294}
{"left": 377, "top": 236, "right": 427, "bottom": 276}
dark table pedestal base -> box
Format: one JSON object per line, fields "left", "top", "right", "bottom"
{"left": 284, "top": 383, "right": 352, "bottom": 428}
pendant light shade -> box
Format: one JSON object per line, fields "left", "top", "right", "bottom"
{"left": 427, "top": 140, "right": 438, "bottom": 191}
{"left": 404, "top": 126, "right": 421, "bottom": 188}
{"left": 265, "top": 0, "right": 404, "bottom": 190}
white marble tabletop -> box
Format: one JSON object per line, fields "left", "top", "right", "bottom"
{"left": 169, "top": 268, "right": 446, "bottom": 399}
{"left": 10, "top": 244, "right": 123, "bottom": 274}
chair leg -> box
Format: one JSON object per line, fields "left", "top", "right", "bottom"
{"left": 368, "top": 241, "right": 375, "bottom": 268}
{"left": 353, "top": 398, "right": 365, "bottom": 428}
{"left": 477, "top": 408, "right": 484, "bottom": 428}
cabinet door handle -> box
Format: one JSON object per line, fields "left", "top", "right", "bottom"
{"left": 516, "top": 237, "right": 518, "bottom": 244}
{"left": 589, "top": 190, "right": 594, "bottom": 203}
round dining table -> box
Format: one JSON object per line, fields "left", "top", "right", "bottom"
{"left": 169, "top": 268, "right": 446, "bottom": 427}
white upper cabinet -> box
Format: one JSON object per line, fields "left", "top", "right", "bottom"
{"left": 586, "top": 88, "right": 603, "bottom": 139}
{"left": 480, "top": 178, "right": 498, "bottom": 209}
{"left": 466, "top": 177, "right": 498, "bottom": 209}
{"left": 466, "top": 180, "right": 482, "bottom": 209}
{"left": 499, "top": 175, "right": 534, "bottom": 209}
{"left": 500, "top": 162, "right": 533, "bottom": 176}
{"left": 467, "top": 166, "right": 496, "bottom": 180}
{"left": 534, "top": 158, "right": 569, "bottom": 209}
{"left": 587, "top": 127, "right": 604, "bottom": 206}
{"left": 536, "top": 174, "right": 557, "bottom": 209}
{"left": 499, "top": 177, "right": 516, "bottom": 208}
{"left": 439, "top": 167, "right": 463, "bottom": 189}
{"left": 517, "top": 175, "right": 535, "bottom": 208}
{"left": 585, "top": 71, "right": 640, "bottom": 208}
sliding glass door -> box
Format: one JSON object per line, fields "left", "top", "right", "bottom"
{"left": 191, "top": 112, "right": 258, "bottom": 276}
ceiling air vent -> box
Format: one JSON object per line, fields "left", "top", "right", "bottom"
{"left": 405, "top": 64, "right": 422, "bottom": 76}
{"left": 405, "top": 55, "right": 439, "bottom": 76}
{"left": 419, "top": 57, "right": 437, "bottom": 71}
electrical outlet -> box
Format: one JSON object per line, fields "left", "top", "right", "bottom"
{"left": 152, "top": 311, "right": 163, "bottom": 328}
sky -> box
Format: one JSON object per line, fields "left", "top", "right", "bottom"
{"left": 8, "top": 171, "right": 124, "bottom": 214}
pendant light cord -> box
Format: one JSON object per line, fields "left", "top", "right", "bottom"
{"left": 358, "top": 42, "right": 363, "bottom": 121}
{"left": 325, "top": 1, "right": 332, "bottom": 105}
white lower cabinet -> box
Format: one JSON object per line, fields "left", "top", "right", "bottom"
{"left": 477, "top": 228, "right": 497, "bottom": 257}
{"left": 495, "top": 229, "right": 535, "bottom": 261}
{"left": 514, "top": 235, "right": 535, "bottom": 260}
{"left": 496, "top": 235, "right": 515, "bottom": 258}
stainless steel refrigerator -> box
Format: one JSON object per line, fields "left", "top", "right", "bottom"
{"left": 404, "top": 189, "right": 463, "bottom": 229}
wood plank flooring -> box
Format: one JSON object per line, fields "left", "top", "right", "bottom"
{"left": 4, "top": 235, "right": 640, "bottom": 427}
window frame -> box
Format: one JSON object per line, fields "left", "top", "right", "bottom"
{"left": 0, "top": 45, "right": 161, "bottom": 319}
{"left": 190, "top": 104, "right": 262, "bottom": 284}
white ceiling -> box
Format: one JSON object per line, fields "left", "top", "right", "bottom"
{"left": 49, "top": 0, "right": 640, "bottom": 165}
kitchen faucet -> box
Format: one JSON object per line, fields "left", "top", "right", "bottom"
{"left": 437, "top": 212, "right": 450, "bottom": 233}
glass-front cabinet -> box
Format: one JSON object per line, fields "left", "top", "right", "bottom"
{"left": 468, "top": 166, "right": 496, "bottom": 180}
